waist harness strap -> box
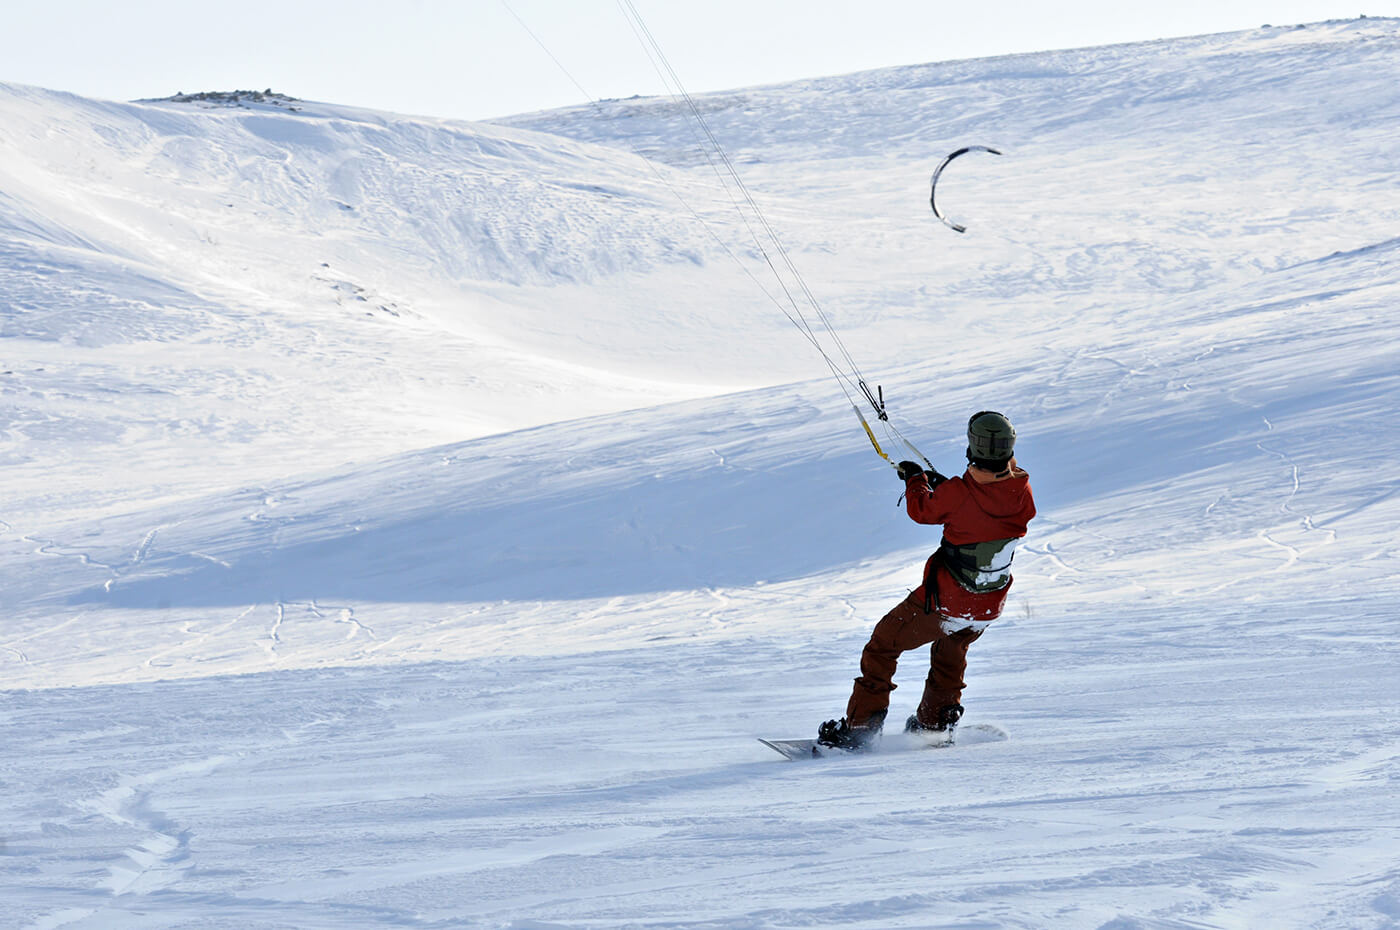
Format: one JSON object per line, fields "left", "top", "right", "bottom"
{"left": 937, "top": 536, "right": 1020, "bottom": 594}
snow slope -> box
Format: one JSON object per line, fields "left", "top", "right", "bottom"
{"left": 3, "top": 16, "right": 1400, "bottom": 930}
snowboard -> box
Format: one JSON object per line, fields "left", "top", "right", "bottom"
{"left": 759, "top": 722, "right": 1008, "bottom": 760}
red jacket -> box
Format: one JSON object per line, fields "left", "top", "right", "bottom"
{"left": 904, "top": 464, "right": 1036, "bottom": 623}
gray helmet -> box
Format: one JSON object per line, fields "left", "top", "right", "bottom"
{"left": 967, "top": 411, "right": 1016, "bottom": 463}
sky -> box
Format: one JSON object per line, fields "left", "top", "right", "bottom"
{"left": 2, "top": 1, "right": 1396, "bottom": 121}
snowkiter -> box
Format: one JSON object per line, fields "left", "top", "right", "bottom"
{"left": 818, "top": 411, "right": 1037, "bottom": 750}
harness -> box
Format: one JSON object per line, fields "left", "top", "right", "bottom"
{"left": 922, "top": 536, "right": 1020, "bottom": 614}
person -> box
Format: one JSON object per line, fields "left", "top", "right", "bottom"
{"left": 817, "top": 411, "right": 1037, "bottom": 750}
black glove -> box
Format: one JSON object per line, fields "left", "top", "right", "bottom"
{"left": 896, "top": 460, "right": 924, "bottom": 481}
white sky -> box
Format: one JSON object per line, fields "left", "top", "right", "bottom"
{"left": 3, "top": 1, "right": 1394, "bottom": 121}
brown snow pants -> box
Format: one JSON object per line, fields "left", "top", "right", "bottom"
{"left": 845, "top": 589, "right": 984, "bottom": 728}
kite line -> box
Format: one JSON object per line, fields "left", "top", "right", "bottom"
{"left": 503, "top": 0, "right": 933, "bottom": 468}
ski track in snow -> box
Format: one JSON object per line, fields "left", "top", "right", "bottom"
{"left": 81, "top": 756, "right": 233, "bottom": 898}
{"left": 4, "top": 16, "right": 1400, "bottom": 930}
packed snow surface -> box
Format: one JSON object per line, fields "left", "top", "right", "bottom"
{"left": 3, "top": 17, "right": 1400, "bottom": 930}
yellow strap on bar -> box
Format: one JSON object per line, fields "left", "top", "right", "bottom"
{"left": 853, "top": 405, "right": 894, "bottom": 465}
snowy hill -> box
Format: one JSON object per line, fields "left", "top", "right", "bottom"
{"left": 0, "top": 77, "right": 785, "bottom": 530}
{"left": 3, "top": 17, "right": 1400, "bottom": 929}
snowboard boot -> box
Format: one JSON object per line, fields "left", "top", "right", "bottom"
{"left": 816, "top": 708, "right": 887, "bottom": 752}
{"left": 905, "top": 703, "right": 964, "bottom": 735}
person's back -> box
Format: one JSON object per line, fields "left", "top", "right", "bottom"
{"left": 906, "top": 455, "right": 1036, "bottom": 622}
